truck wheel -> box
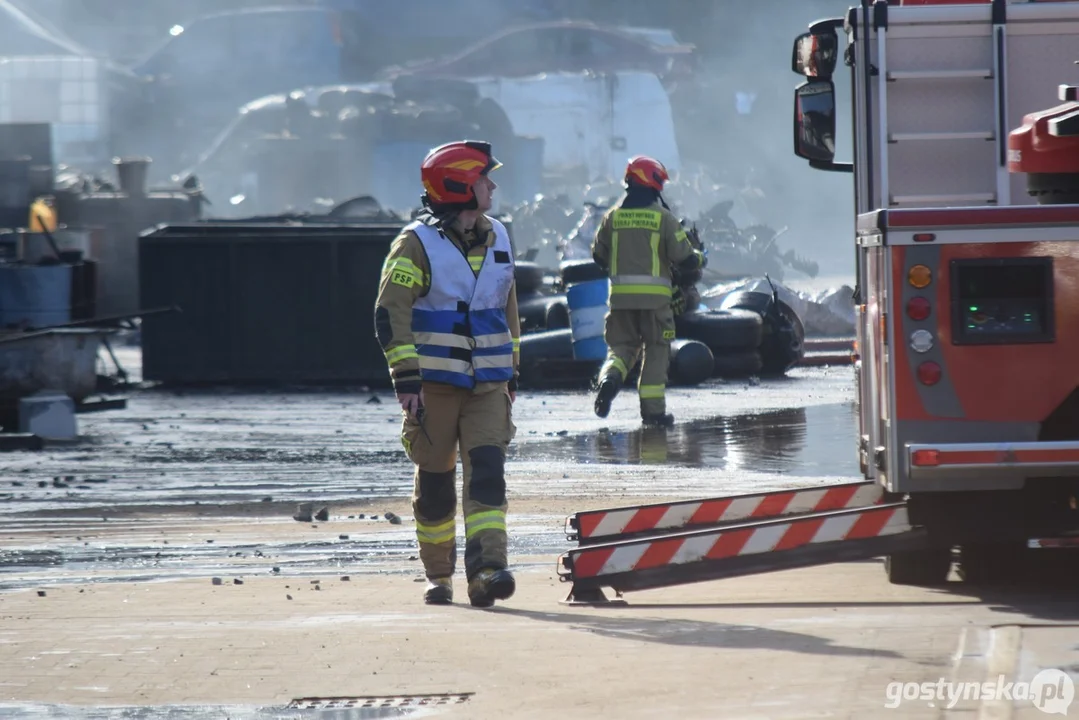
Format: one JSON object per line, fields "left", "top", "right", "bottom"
{"left": 884, "top": 547, "right": 952, "bottom": 586}
{"left": 956, "top": 542, "right": 1027, "bottom": 585}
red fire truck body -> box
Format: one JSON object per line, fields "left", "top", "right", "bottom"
{"left": 556, "top": 0, "right": 1079, "bottom": 603}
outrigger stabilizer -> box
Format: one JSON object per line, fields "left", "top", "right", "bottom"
{"left": 557, "top": 481, "right": 930, "bottom": 605}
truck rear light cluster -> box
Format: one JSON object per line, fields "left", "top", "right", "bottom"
{"left": 906, "top": 265, "right": 938, "bottom": 382}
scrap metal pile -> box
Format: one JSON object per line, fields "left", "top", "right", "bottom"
{"left": 506, "top": 180, "right": 855, "bottom": 391}
{"left": 507, "top": 175, "right": 821, "bottom": 283}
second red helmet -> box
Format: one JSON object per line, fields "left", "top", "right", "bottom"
{"left": 624, "top": 155, "right": 669, "bottom": 192}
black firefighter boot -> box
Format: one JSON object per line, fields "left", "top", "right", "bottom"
{"left": 594, "top": 375, "right": 622, "bottom": 418}
{"left": 423, "top": 577, "right": 453, "bottom": 605}
{"left": 468, "top": 568, "right": 516, "bottom": 608}
{"left": 642, "top": 410, "right": 675, "bottom": 428}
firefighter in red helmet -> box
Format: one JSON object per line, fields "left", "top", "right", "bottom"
{"left": 374, "top": 140, "right": 520, "bottom": 607}
{"left": 591, "top": 155, "right": 706, "bottom": 426}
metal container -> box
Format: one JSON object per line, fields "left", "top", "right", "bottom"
{"left": 139, "top": 221, "right": 403, "bottom": 386}
{"left": 0, "top": 328, "right": 111, "bottom": 402}
{"left": 0, "top": 263, "right": 73, "bottom": 329}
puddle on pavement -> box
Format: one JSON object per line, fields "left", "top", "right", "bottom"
{"left": 510, "top": 402, "right": 859, "bottom": 478}
{"left": 0, "top": 704, "right": 440, "bottom": 719}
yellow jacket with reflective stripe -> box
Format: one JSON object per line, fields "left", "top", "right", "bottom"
{"left": 591, "top": 200, "right": 698, "bottom": 310}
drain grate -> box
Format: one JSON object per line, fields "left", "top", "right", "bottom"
{"left": 287, "top": 694, "right": 473, "bottom": 710}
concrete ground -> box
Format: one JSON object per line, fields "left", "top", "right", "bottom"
{"left": 2, "top": 357, "right": 1079, "bottom": 718}
{"left": 2, "top": 503, "right": 1079, "bottom": 719}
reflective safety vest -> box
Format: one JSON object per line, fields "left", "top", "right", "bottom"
{"left": 607, "top": 208, "right": 677, "bottom": 302}
{"left": 410, "top": 218, "right": 516, "bottom": 389}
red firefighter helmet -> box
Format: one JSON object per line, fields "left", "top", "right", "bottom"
{"left": 624, "top": 155, "right": 669, "bottom": 192}
{"left": 420, "top": 140, "right": 501, "bottom": 208}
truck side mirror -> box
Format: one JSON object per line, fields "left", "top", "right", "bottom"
{"left": 792, "top": 29, "right": 838, "bottom": 78}
{"left": 794, "top": 79, "right": 837, "bottom": 164}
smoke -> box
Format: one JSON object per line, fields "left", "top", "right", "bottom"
{"left": 658, "top": 0, "right": 858, "bottom": 279}
{"left": 10, "top": 0, "right": 858, "bottom": 277}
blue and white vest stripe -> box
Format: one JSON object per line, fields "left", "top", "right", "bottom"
{"left": 410, "top": 218, "right": 515, "bottom": 389}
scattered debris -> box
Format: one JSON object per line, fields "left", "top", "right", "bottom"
{"left": 703, "top": 278, "right": 855, "bottom": 337}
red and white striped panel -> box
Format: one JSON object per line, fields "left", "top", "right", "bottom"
{"left": 574, "top": 482, "right": 883, "bottom": 541}
{"left": 568, "top": 504, "right": 910, "bottom": 580}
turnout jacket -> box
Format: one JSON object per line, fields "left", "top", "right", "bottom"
{"left": 592, "top": 198, "right": 704, "bottom": 310}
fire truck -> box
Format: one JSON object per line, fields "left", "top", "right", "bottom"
{"left": 556, "top": 0, "right": 1079, "bottom": 604}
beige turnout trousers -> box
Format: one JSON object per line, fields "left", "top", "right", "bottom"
{"left": 598, "top": 305, "right": 676, "bottom": 417}
{"left": 400, "top": 381, "right": 516, "bottom": 581}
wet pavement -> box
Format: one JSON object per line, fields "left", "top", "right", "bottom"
{"left": 0, "top": 359, "right": 858, "bottom": 518}
{"left": 0, "top": 354, "right": 861, "bottom": 593}
{"left": 0, "top": 400, "right": 857, "bottom": 516}
{"left": 511, "top": 403, "right": 857, "bottom": 477}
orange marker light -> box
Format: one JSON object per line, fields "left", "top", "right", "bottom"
{"left": 908, "top": 265, "right": 932, "bottom": 289}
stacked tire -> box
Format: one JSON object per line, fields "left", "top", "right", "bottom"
{"left": 515, "top": 260, "right": 569, "bottom": 333}
{"left": 518, "top": 260, "right": 804, "bottom": 384}
{"left": 718, "top": 291, "right": 806, "bottom": 376}
{"left": 674, "top": 308, "right": 764, "bottom": 378}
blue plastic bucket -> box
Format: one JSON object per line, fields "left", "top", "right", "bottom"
{"left": 0, "top": 264, "right": 73, "bottom": 329}
{"left": 565, "top": 278, "right": 609, "bottom": 360}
